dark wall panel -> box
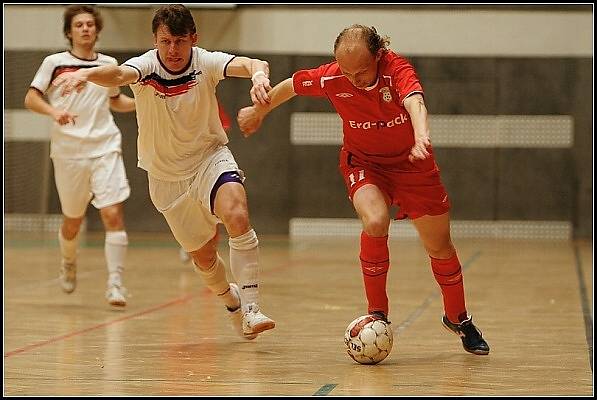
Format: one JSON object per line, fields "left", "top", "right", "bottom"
{"left": 497, "top": 58, "right": 577, "bottom": 114}
{"left": 290, "top": 146, "right": 354, "bottom": 218}
{"left": 497, "top": 149, "right": 575, "bottom": 220}
{"left": 433, "top": 148, "right": 498, "bottom": 220}
{"left": 413, "top": 58, "right": 498, "bottom": 114}
{"left": 4, "top": 50, "right": 592, "bottom": 237}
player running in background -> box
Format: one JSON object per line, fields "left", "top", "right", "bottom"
{"left": 237, "top": 24, "right": 489, "bottom": 355}
{"left": 24, "top": 5, "right": 136, "bottom": 307}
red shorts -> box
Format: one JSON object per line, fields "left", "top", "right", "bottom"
{"left": 338, "top": 148, "right": 451, "bottom": 220}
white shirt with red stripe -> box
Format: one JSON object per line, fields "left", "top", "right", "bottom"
{"left": 124, "top": 47, "right": 235, "bottom": 181}
{"left": 30, "top": 51, "right": 122, "bottom": 159}
{"left": 292, "top": 50, "right": 425, "bottom": 169}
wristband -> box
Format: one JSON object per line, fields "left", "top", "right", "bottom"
{"left": 251, "top": 70, "right": 267, "bottom": 81}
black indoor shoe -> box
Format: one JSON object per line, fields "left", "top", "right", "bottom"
{"left": 371, "top": 310, "right": 391, "bottom": 325}
{"left": 442, "top": 315, "right": 490, "bottom": 355}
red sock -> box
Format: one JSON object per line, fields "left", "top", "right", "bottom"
{"left": 430, "top": 254, "right": 467, "bottom": 323}
{"left": 360, "top": 232, "right": 390, "bottom": 315}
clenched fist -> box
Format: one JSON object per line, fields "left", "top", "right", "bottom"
{"left": 237, "top": 106, "right": 265, "bottom": 137}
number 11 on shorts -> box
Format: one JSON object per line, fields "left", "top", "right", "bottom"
{"left": 349, "top": 170, "right": 365, "bottom": 187}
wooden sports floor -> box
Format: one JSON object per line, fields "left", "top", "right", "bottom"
{"left": 3, "top": 230, "right": 593, "bottom": 396}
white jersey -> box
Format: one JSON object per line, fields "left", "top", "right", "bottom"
{"left": 123, "top": 47, "right": 234, "bottom": 181}
{"left": 30, "top": 51, "right": 122, "bottom": 159}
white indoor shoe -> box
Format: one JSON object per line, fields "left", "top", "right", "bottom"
{"left": 106, "top": 284, "right": 127, "bottom": 307}
{"left": 228, "top": 283, "right": 258, "bottom": 340}
{"left": 59, "top": 260, "right": 77, "bottom": 294}
{"left": 242, "top": 303, "right": 275, "bottom": 335}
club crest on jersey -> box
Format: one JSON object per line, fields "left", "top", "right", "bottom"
{"left": 380, "top": 86, "right": 392, "bottom": 103}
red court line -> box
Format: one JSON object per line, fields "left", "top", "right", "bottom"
{"left": 4, "top": 293, "right": 198, "bottom": 358}
{"left": 4, "top": 256, "right": 307, "bottom": 359}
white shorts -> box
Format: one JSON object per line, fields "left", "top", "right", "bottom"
{"left": 52, "top": 151, "right": 130, "bottom": 218}
{"left": 148, "top": 146, "right": 244, "bottom": 252}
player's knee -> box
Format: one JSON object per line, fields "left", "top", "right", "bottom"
{"left": 362, "top": 215, "right": 390, "bottom": 237}
{"left": 192, "top": 255, "right": 216, "bottom": 271}
{"left": 425, "top": 242, "right": 455, "bottom": 259}
{"left": 62, "top": 217, "right": 84, "bottom": 238}
{"left": 191, "top": 241, "right": 218, "bottom": 269}
{"left": 100, "top": 207, "right": 124, "bottom": 230}
{"left": 220, "top": 208, "right": 250, "bottom": 235}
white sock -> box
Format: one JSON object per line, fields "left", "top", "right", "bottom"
{"left": 229, "top": 229, "right": 260, "bottom": 312}
{"left": 193, "top": 254, "right": 237, "bottom": 309}
{"left": 105, "top": 230, "right": 128, "bottom": 287}
{"left": 58, "top": 229, "right": 79, "bottom": 264}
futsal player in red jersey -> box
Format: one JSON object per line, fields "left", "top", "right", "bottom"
{"left": 237, "top": 24, "right": 489, "bottom": 355}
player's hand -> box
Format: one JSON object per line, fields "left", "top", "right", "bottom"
{"left": 52, "top": 109, "right": 78, "bottom": 126}
{"left": 237, "top": 106, "right": 265, "bottom": 137}
{"left": 250, "top": 72, "right": 272, "bottom": 106}
{"left": 52, "top": 70, "right": 88, "bottom": 97}
{"left": 408, "top": 135, "right": 431, "bottom": 162}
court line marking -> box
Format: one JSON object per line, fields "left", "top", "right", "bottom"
{"left": 394, "top": 251, "right": 482, "bottom": 334}
{"left": 313, "top": 384, "right": 338, "bottom": 396}
{"left": 4, "top": 253, "right": 305, "bottom": 359}
{"left": 573, "top": 243, "right": 593, "bottom": 372}
{"left": 4, "top": 293, "right": 197, "bottom": 358}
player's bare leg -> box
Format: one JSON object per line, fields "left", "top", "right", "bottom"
{"left": 213, "top": 181, "right": 275, "bottom": 335}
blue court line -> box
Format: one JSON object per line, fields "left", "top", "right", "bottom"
{"left": 573, "top": 243, "right": 593, "bottom": 372}
{"left": 313, "top": 384, "right": 337, "bottom": 396}
{"left": 394, "top": 251, "right": 482, "bottom": 334}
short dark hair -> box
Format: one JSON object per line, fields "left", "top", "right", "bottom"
{"left": 152, "top": 4, "right": 196, "bottom": 36}
{"left": 63, "top": 5, "right": 103, "bottom": 46}
{"left": 334, "top": 24, "right": 390, "bottom": 55}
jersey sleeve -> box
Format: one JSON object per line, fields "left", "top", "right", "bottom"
{"left": 390, "top": 57, "right": 424, "bottom": 105}
{"left": 123, "top": 51, "right": 154, "bottom": 84}
{"left": 292, "top": 64, "right": 329, "bottom": 97}
{"left": 204, "top": 49, "right": 235, "bottom": 84}
{"left": 30, "top": 55, "right": 56, "bottom": 94}
{"left": 106, "top": 56, "right": 120, "bottom": 97}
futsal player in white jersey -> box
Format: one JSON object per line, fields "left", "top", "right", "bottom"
{"left": 53, "top": 4, "right": 275, "bottom": 339}
{"left": 24, "top": 5, "right": 136, "bottom": 307}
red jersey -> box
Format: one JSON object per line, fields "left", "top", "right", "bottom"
{"left": 292, "top": 50, "right": 435, "bottom": 171}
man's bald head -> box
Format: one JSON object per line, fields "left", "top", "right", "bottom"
{"left": 333, "top": 24, "right": 390, "bottom": 57}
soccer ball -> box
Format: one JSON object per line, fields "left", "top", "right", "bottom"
{"left": 344, "top": 314, "right": 394, "bottom": 364}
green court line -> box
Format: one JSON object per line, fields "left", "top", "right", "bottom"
{"left": 313, "top": 384, "right": 337, "bottom": 396}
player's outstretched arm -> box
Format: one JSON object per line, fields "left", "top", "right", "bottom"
{"left": 237, "top": 77, "right": 297, "bottom": 137}
{"left": 52, "top": 65, "right": 139, "bottom": 97}
{"left": 110, "top": 94, "right": 136, "bottom": 113}
{"left": 225, "top": 56, "right": 271, "bottom": 106}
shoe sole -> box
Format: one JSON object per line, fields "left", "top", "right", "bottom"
{"left": 109, "top": 300, "right": 127, "bottom": 307}
{"left": 441, "top": 320, "right": 489, "bottom": 355}
{"left": 243, "top": 333, "right": 259, "bottom": 340}
{"left": 245, "top": 320, "right": 276, "bottom": 335}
